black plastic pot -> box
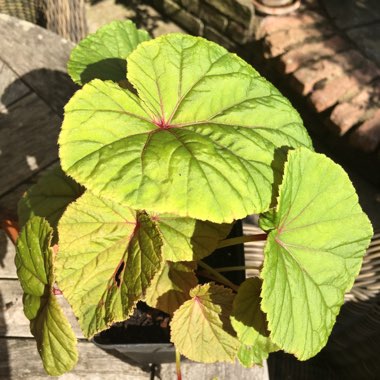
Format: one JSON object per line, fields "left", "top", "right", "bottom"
{"left": 93, "top": 221, "right": 245, "bottom": 366}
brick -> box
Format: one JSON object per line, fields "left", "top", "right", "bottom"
{"left": 291, "top": 50, "right": 366, "bottom": 95}
{"left": 279, "top": 35, "right": 350, "bottom": 74}
{"left": 199, "top": 3, "right": 228, "bottom": 32}
{"left": 256, "top": 11, "right": 324, "bottom": 39}
{"left": 204, "top": 0, "right": 254, "bottom": 25}
{"left": 329, "top": 81, "right": 380, "bottom": 135}
{"left": 264, "top": 24, "right": 334, "bottom": 58}
{"left": 180, "top": 0, "right": 200, "bottom": 14}
{"left": 153, "top": 0, "right": 204, "bottom": 35}
{"left": 203, "top": 26, "right": 236, "bottom": 51}
{"left": 310, "top": 62, "right": 380, "bottom": 112}
{"left": 226, "top": 20, "right": 254, "bottom": 44}
{"left": 349, "top": 110, "right": 380, "bottom": 153}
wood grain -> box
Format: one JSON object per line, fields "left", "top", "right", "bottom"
{"left": 0, "top": 92, "right": 61, "bottom": 200}
{"left": 0, "top": 279, "right": 84, "bottom": 339}
{"left": 0, "top": 14, "right": 77, "bottom": 117}
{"left": 0, "top": 339, "right": 149, "bottom": 380}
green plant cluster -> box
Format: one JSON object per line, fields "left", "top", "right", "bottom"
{"left": 15, "top": 21, "right": 373, "bottom": 375}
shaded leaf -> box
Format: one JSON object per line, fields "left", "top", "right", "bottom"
{"left": 56, "top": 191, "right": 163, "bottom": 338}
{"left": 60, "top": 34, "right": 312, "bottom": 223}
{"left": 67, "top": 20, "right": 150, "bottom": 85}
{"left": 145, "top": 261, "right": 197, "bottom": 315}
{"left": 231, "top": 278, "right": 277, "bottom": 366}
{"left": 260, "top": 148, "right": 373, "bottom": 360}
{"left": 18, "top": 165, "right": 83, "bottom": 237}
{"left": 153, "top": 213, "right": 231, "bottom": 261}
{"left": 171, "top": 283, "right": 239, "bottom": 363}
{"left": 16, "top": 217, "right": 78, "bottom": 375}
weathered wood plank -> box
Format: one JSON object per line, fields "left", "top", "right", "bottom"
{"left": 0, "top": 231, "right": 16, "bottom": 279}
{"left": 0, "top": 14, "right": 77, "bottom": 116}
{"left": 0, "top": 92, "right": 61, "bottom": 200}
{"left": 0, "top": 279, "right": 84, "bottom": 338}
{"left": 0, "top": 61, "right": 31, "bottom": 113}
{"left": 0, "top": 339, "right": 149, "bottom": 379}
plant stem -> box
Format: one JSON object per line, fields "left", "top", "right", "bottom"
{"left": 217, "top": 233, "right": 267, "bottom": 249}
{"left": 214, "top": 265, "right": 259, "bottom": 272}
{"left": 175, "top": 347, "right": 182, "bottom": 380}
{"left": 198, "top": 261, "right": 239, "bottom": 292}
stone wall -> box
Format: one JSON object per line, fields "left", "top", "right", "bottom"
{"left": 149, "top": 0, "right": 255, "bottom": 51}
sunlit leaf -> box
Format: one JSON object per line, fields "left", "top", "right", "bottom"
{"left": 67, "top": 20, "right": 150, "bottom": 85}
{"left": 60, "top": 34, "right": 312, "bottom": 223}
{"left": 171, "top": 283, "right": 239, "bottom": 362}
{"left": 56, "top": 191, "right": 163, "bottom": 338}
{"left": 16, "top": 217, "right": 78, "bottom": 375}
{"left": 260, "top": 148, "right": 373, "bottom": 360}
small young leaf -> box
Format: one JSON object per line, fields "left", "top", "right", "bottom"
{"left": 67, "top": 20, "right": 150, "bottom": 85}
{"left": 16, "top": 217, "right": 78, "bottom": 376}
{"left": 60, "top": 34, "right": 312, "bottom": 223}
{"left": 260, "top": 148, "right": 373, "bottom": 360}
{"left": 171, "top": 283, "right": 239, "bottom": 363}
{"left": 56, "top": 191, "right": 163, "bottom": 338}
{"left": 230, "top": 278, "right": 278, "bottom": 367}
{"left": 145, "top": 261, "right": 198, "bottom": 315}
{"left": 18, "top": 165, "right": 83, "bottom": 234}
{"left": 153, "top": 213, "right": 232, "bottom": 261}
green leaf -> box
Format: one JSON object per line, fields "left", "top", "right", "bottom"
{"left": 231, "top": 278, "right": 277, "bottom": 367}
{"left": 56, "top": 191, "right": 163, "bottom": 338}
{"left": 145, "top": 261, "right": 197, "bottom": 315}
{"left": 171, "top": 283, "right": 239, "bottom": 363}
{"left": 154, "top": 213, "right": 231, "bottom": 261}
{"left": 67, "top": 20, "right": 150, "bottom": 85}
{"left": 16, "top": 217, "right": 78, "bottom": 375}
{"left": 260, "top": 148, "right": 373, "bottom": 360}
{"left": 18, "top": 165, "right": 83, "bottom": 234}
{"left": 60, "top": 34, "right": 312, "bottom": 223}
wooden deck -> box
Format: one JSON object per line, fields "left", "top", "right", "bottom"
{"left": 0, "top": 14, "right": 268, "bottom": 379}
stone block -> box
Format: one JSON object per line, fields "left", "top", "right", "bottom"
{"left": 204, "top": 0, "right": 254, "bottom": 24}
{"left": 256, "top": 11, "right": 324, "bottom": 39}
{"left": 264, "top": 24, "right": 334, "bottom": 58}
{"left": 199, "top": 3, "right": 228, "bottom": 32}
{"left": 152, "top": 0, "right": 204, "bottom": 35}
{"left": 279, "top": 35, "right": 350, "bottom": 74}
{"left": 180, "top": 0, "right": 200, "bottom": 15}
{"left": 203, "top": 26, "right": 236, "bottom": 51}
{"left": 226, "top": 20, "right": 254, "bottom": 44}
{"left": 349, "top": 109, "right": 380, "bottom": 153}
{"left": 291, "top": 50, "right": 366, "bottom": 95}
{"left": 310, "top": 62, "right": 380, "bottom": 112}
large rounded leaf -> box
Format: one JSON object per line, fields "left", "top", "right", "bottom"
{"left": 260, "top": 148, "right": 373, "bottom": 360}
{"left": 16, "top": 217, "right": 78, "bottom": 376}
{"left": 171, "top": 283, "right": 239, "bottom": 363}
{"left": 67, "top": 20, "right": 150, "bottom": 85}
{"left": 56, "top": 191, "right": 163, "bottom": 338}
{"left": 59, "top": 34, "right": 312, "bottom": 223}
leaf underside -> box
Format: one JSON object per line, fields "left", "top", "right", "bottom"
{"left": 171, "top": 283, "right": 239, "bottom": 363}
{"left": 260, "top": 148, "right": 373, "bottom": 360}
{"left": 16, "top": 217, "right": 78, "bottom": 376}
{"left": 67, "top": 20, "right": 150, "bottom": 85}
{"left": 231, "top": 278, "right": 277, "bottom": 366}
{"left": 55, "top": 191, "right": 163, "bottom": 338}
{"left": 60, "top": 33, "right": 312, "bottom": 223}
